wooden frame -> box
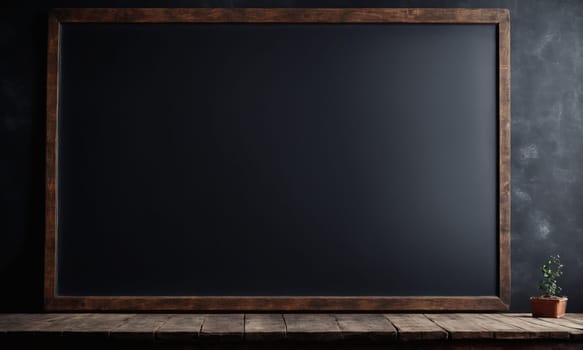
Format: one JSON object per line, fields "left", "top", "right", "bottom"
{"left": 45, "top": 8, "right": 511, "bottom": 311}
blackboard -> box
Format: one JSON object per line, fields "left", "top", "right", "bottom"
{"left": 45, "top": 8, "right": 510, "bottom": 311}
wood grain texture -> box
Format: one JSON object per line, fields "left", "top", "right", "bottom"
{"left": 335, "top": 314, "right": 396, "bottom": 341}
{"left": 454, "top": 314, "right": 531, "bottom": 340}
{"left": 51, "top": 8, "right": 508, "bottom": 24}
{"left": 3, "top": 313, "right": 583, "bottom": 345}
{"left": 384, "top": 314, "right": 447, "bottom": 341}
{"left": 110, "top": 314, "right": 171, "bottom": 341}
{"left": 563, "top": 314, "right": 583, "bottom": 324}
{"left": 200, "top": 314, "right": 244, "bottom": 341}
{"left": 244, "top": 314, "right": 286, "bottom": 341}
{"left": 0, "top": 313, "right": 52, "bottom": 329}
{"left": 0, "top": 314, "right": 87, "bottom": 336}
{"left": 155, "top": 314, "right": 205, "bottom": 342}
{"left": 497, "top": 314, "right": 583, "bottom": 339}
{"left": 0, "top": 314, "right": 65, "bottom": 333}
{"left": 284, "top": 314, "right": 342, "bottom": 342}
{"left": 497, "top": 8, "right": 512, "bottom": 308}
{"left": 44, "top": 7, "right": 511, "bottom": 313}
{"left": 425, "top": 314, "right": 494, "bottom": 340}
{"left": 531, "top": 315, "right": 583, "bottom": 339}
{"left": 44, "top": 296, "right": 509, "bottom": 312}
{"left": 61, "top": 313, "right": 133, "bottom": 338}
{"left": 44, "top": 11, "right": 59, "bottom": 311}
{"left": 19, "top": 314, "right": 90, "bottom": 336}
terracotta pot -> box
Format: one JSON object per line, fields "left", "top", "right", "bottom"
{"left": 530, "top": 296, "right": 568, "bottom": 318}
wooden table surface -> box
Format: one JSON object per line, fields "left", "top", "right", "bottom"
{"left": 1, "top": 313, "right": 583, "bottom": 343}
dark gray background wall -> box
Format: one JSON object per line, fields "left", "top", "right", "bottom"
{"left": 1, "top": 0, "right": 582, "bottom": 312}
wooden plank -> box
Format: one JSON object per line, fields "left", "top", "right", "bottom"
{"left": 497, "top": 0, "right": 512, "bottom": 310}
{"left": 492, "top": 314, "right": 578, "bottom": 339}
{"left": 34, "top": 314, "right": 95, "bottom": 334}
{"left": 0, "top": 314, "right": 51, "bottom": 330}
{"left": 244, "top": 314, "right": 286, "bottom": 341}
{"left": 62, "top": 314, "right": 133, "bottom": 338}
{"left": 425, "top": 314, "right": 493, "bottom": 340}
{"left": 494, "top": 314, "right": 570, "bottom": 339}
{"left": 155, "top": 314, "right": 205, "bottom": 342}
{"left": 45, "top": 296, "right": 509, "bottom": 312}
{"left": 110, "top": 314, "right": 171, "bottom": 341}
{"left": 0, "top": 314, "right": 73, "bottom": 334}
{"left": 563, "top": 314, "right": 583, "bottom": 323}
{"left": 0, "top": 314, "right": 89, "bottom": 336}
{"left": 556, "top": 316, "right": 583, "bottom": 329}
{"left": 200, "top": 314, "right": 244, "bottom": 341}
{"left": 284, "top": 314, "right": 342, "bottom": 342}
{"left": 465, "top": 314, "right": 535, "bottom": 339}
{"left": 384, "top": 314, "right": 447, "bottom": 341}
{"left": 335, "top": 314, "right": 396, "bottom": 341}
{"left": 43, "top": 10, "right": 60, "bottom": 310}
{"left": 533, "top": 315, "right": 583, "bottom": 339}
{"left": 53, "top": 8, "right": 507, "bottom": 24}
{"left": 4, "top": 313, "right": 583, "bottom": 343}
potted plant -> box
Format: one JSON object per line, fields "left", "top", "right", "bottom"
{"left": 530, "top": 254, "right": 568, "bottom": 318}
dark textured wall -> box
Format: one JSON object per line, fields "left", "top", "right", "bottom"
{"left": 1, "top": 0, "right": 582, "bottom": 312}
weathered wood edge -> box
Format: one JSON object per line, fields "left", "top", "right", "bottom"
{"left": 471, "top": 314, "right": 536, "bottom": 340}
{"left": 384, "top": 314, "right": 448, "bottom": 341}
{"left": 335, "top": 314, "right": 397, "bottom": 341}
{"left": 497, "top": 8, "right": 511, "bottom": 308}
{"left": 61, "top": 314, "right": 134, "bottom": 338}
{"left": 154, "top": 314, "right": 205, "bottom": 342}
{"left": 500, "top": 314, "right": 583, "bottom": 340}
{"left": 51, "top": 8, "right": 509, "bottom": 24}
{"left": 44, "top": 10, "right": 60, "bottom": 311}
{"left": 44, "top": 296, "right": 509, "bottom": 312}
{"left": 200, "top": 314, "right": 244, "bottom": 342}
{"left": 0, "top": 314, "right": 88, "bottom": 336}
{"left": 244, "top": 314, "right": 286, "bottom": 342}
{"left": 425, "top": 314, "right": 495, "bottom": 340}
{"left": 284, "top": 314, "right": 342, "bottom": 342}
{"left": 110, "top": 314, "right": 171, "bottom": 341}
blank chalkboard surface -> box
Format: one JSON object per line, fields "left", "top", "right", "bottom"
{"left": 45, "top": 8, "right": 511, "bottom": 311}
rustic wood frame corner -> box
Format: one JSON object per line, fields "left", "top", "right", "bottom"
{"left": 45, "top": 8, "right": 511, "bottom": 312}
